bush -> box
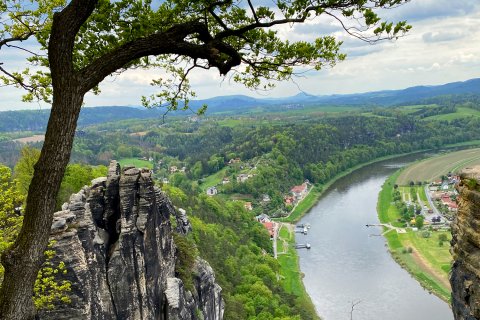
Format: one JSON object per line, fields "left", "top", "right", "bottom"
{"left": 407, "top": 247, "right": 413, "bottom": 254}
{"left": 421, "top": 231, "right": 431, "bottom": 238}
{"left": 438, "top": 233, "right": 448, "bottom": 242}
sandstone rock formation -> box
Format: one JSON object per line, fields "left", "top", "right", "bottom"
{"left": 451, "top": 165, "right": 480, "bottom": 320}
{"left": 38, "top": 161, "right": 224, "bottom": 320}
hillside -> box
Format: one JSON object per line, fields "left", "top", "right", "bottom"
{"left": 1, "top": 78, "right": 479, "bottom": 132}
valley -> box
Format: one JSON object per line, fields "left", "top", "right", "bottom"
{"left": 1, "top": 82, "right": 480, "bottom": 319}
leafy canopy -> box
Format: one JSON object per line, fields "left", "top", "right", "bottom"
{"left": 1, "top": 0, "right": 411, "bottom": 109}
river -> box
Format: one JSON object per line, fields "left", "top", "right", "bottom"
{"left": 297, "top": 154, "right": 453, "bottom": 320}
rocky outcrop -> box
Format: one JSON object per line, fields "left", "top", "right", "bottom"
{"left": 38, "top": 161, "right": 223, "bottom": 320}
{"left": 451, "top": 166, "right": 480, "bottom": 320}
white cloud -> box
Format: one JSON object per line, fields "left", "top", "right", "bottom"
{"left": 1, "top": 3, "right": 480, "bottom": 110}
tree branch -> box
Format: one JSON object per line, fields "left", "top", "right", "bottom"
{"left": 78, "top": 21, "right": 241, "bottom": 93}
{"left": 247, "top": 0, "right": 259, "bottom": 23}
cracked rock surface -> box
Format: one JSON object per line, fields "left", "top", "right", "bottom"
{"left": 451, "top": 166, "right": 480, "bottom": 320}
{"left": 38, "top": 161, "right": 223, "bottom": 320}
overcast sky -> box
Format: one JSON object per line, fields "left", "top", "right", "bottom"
{"left": 1, "top": 0, "right": 479, "bottom": 110}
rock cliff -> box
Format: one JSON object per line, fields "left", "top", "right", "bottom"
{"left": 38, "top": 161, "right": 224, "bottom": 320}
{"left": 451, "top": 166, "right": 480, "bottom": 320}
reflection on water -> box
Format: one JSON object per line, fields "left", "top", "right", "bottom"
{"left": 297, "top": 154, "right": 453, "bottom": 320}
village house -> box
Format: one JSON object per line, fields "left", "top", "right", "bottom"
{"left": 441, "top": 194, "right": 458, "bottom": 211}
{"left": 262, "top": 194, "right": 271, "bottom": 203}
{"left": 169, "top": 166, "right": 178, "bottom": 173}
{"left": 244, "top": 202, "right": 253, "bottom": 211}
{"left": 179, "top": 166, "right": 187, "bottom": 173}
{"left": 291, "top": 183, "right": 308, "bottom": 200}
{"left": 222, "top": 177, "right": 230, "bottom": 184}
{"left": 255, "top": 214, "right": 271, "bottom": 223}
{"left": 262, "top": 221, "right": 275, "bottom": 239}
{"left": 161, "top": 178, "right": 169, "bottom": 184}
{"left": 228, "top": 158, "right": 241, "bottom": 165}
{"left": 237, "top": 173, "right": 249, "bottom": 183}
{"left": 284, "top": 195, "right": 295, "bottom": 206}
{"left": 206, "top": 186, "right": 218, "bottom": 196}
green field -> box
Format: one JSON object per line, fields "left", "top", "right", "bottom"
{"left": 199, "top": 167, "right": 228, "bottom": 191}
{"left": 424, "top": 107, "right": 480, "bottom": 121}
{"left": 118, "top": 157, "right": 153, "bottom": 169}
{"left": 397, "top": 148, "right": 480, "bottom": 185}
{"left": 378, "top": 171, "right": 452, "bottom": 302}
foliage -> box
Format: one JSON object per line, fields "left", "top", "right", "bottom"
{"left": 13, "top": 146, "right": 41, "bottom": 198}
{"left": 438, "top": 234, "right": 448, "bottom": 242}
{"left": 1, "top": 0, "right": 410, "bottom": 108}
{"left": 0, "top": 165, "right": 24, "bottom": 274}
{"left": 13, "top": 147, "right": 107, "bottom": 209}
{"left": 33, "top": 241, "right": 71, "bottom": 310}
{"left": 415, "top": 215, "right": 425, "bottom": 229}
{"left": 165, "top": 188, "right": 316, "bottom": 319}
{"left": 0, "top": 167, "right": 70, "bottom": 310}
{"left": 172, "top": 233, "right": 198, "bottom": 292}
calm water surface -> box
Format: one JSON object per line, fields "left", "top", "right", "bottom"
{"left": 297, "top": 155, "right": 453, "bottom": 320}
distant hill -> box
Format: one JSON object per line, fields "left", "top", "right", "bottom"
{"left": 192, "top": 78, "right": 480, "bottom": 113}
{"left": 0, "top": 106, "right": 163, "bottom": 132}
{"left": 1, "top": 78, "right": 479, "bottom": 131}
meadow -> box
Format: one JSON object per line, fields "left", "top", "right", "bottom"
{"left": 397, "top": 148, "right": 480, "bottom": 185}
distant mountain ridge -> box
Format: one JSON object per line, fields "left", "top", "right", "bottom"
{"left": 0, "top": 78, "right": 479, "bottom": 132}
{"left": 187, "top": 78, "right": 480, "bottom": 112}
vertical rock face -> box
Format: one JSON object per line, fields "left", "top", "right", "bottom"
{"left": 451, "top": 166, "right": 480, "bottom": 320}
{"left": 38, "top": 161, "right": 224, "bottom": 320}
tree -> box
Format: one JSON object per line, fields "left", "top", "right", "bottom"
{"left": 0, "top": 1, "right": 410, "bottom": 318}
{"left": 13, "top": 146, "right": 41, "bottom": 198}
{"left": 415, "top": 215, "right": 424, "bottom": 229}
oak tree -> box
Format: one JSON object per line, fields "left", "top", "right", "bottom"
{"left": 0, "top": 0, "right": 410, "bottom": 318}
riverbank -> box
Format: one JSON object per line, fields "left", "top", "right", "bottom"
{"left": 377, "top": 171, "right": 452, "bottom": 303}
{"left": 276, "top": 223, "right": 320, "bottom": 320}
{"left": 280, "top": 140, "right": 480, "bottom": 224}
{"left": 279, "top": 150, "right": 432, "bottom": 224}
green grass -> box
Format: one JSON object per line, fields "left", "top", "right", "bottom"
{"left": 277, "top": 224, "right": 319, "bottom": 319}
{"left": 118, "top": 157, "right": 153, "bottom": 169}
{"left": 423, "top": 107, "right": 480, "bottom": 121}
{"left": 397, "top": 148, "right": 480, "bottom": 185}
{"left": 199, "top": 167, "right": 228, "bottom": 191}
{"left": 418, "top": 186, "right": 428, "bottom": 202}
{"left": 378, "top": 171, "right": 402, "bottom": 225}
{"left": 377, "top": 170, "right": 452, "bottom": 303}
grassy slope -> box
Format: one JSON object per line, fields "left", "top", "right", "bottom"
{"left": 277, "top": 224, "right": 319, "bottom": 319}
{"left": 424, "top": 107, "right": 480, "bottom": 121}
{"left": 118, "top": 157, "right": 153, "bottom": 169}
{"left": 397, "top": 148, "right": 480, "bottom": 185}
{"left": 199, "top": 167, "right": 228, "bottom": 191}
{"left": 377, "top": 171, "right": 451, "bottom": 302}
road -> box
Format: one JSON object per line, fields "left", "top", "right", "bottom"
{"left": 423, "top": 185, "right": 447, "bottom": 223}
{"left": 272, "top": 222, "right": 279, "bottom": 258}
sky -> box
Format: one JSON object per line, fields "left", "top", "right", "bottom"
{"left": 1, "top": 0, "right": 479, "bottom": 110}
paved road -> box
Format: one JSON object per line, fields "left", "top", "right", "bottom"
{"left": 423, "top": 185, "right": 447, "bottom": 224}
